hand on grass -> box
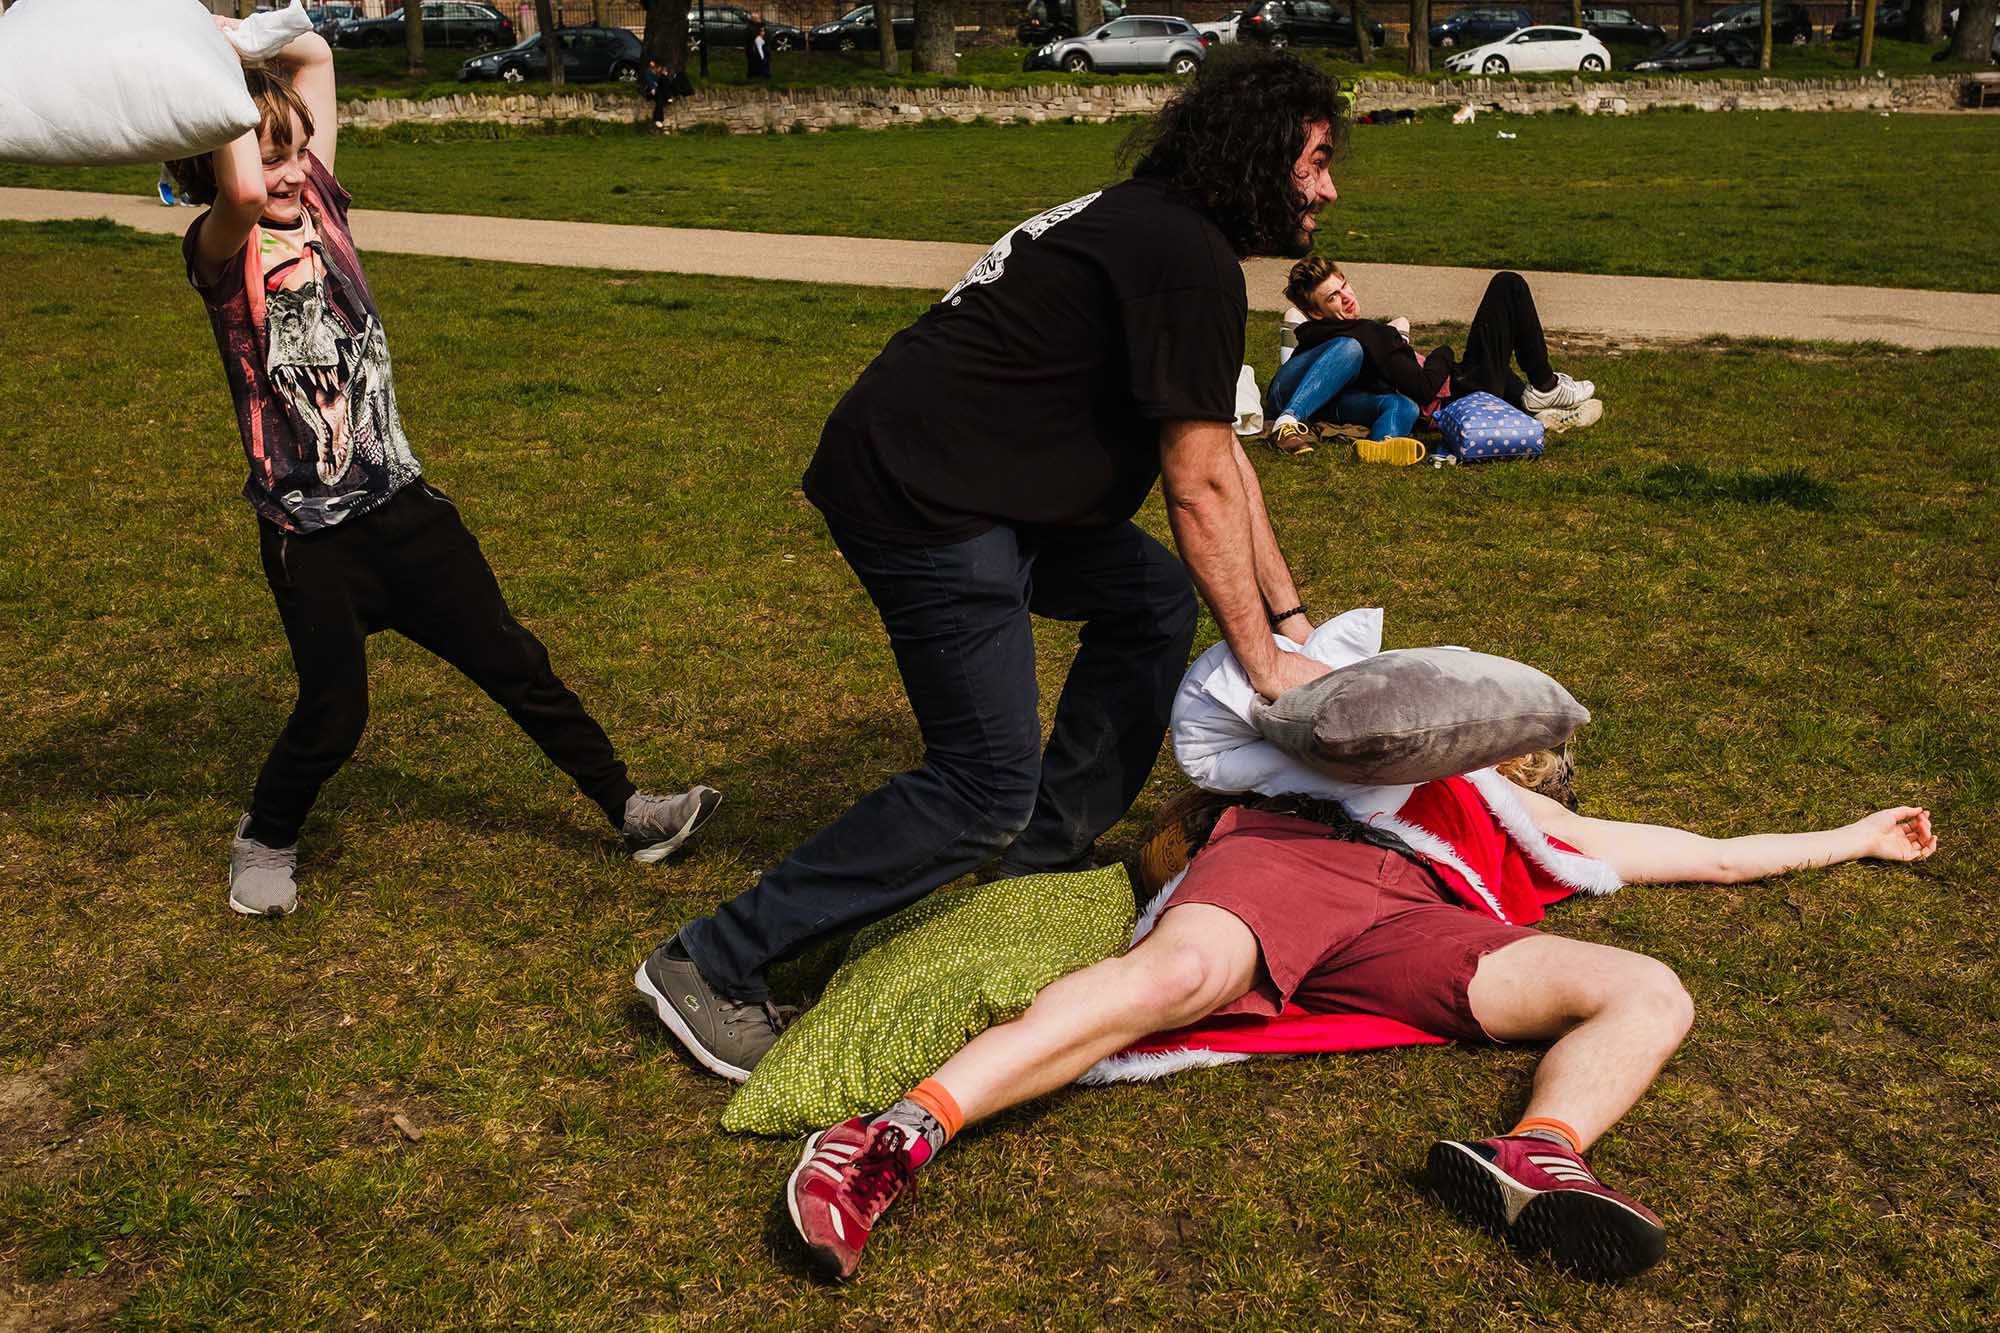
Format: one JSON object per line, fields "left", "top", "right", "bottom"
{"left": 1850, "top": 807, "right": 1937, "bottom": 863}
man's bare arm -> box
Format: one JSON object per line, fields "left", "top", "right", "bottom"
{"left": 1230, "top": 437, "right": 1310, "bottom": 644}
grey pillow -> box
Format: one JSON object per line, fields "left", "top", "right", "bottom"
{"left": 1249, "top": 648, "right": 1589, "bottom": 785}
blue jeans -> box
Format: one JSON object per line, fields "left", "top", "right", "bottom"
{"left": 1268, "top": 337, "right": 1420, "bottom": 441}
{"left": 681, "top": 518, "right": 1198, "bottom": 1001}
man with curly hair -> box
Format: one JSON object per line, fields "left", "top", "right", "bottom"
{"left": 636, "top": 49, "right": 1347, "bottom": 1081}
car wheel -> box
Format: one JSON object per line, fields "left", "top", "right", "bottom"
{"left": 838, "top": 35, "right": 857, "bottom": 51}
{"left": 773, "top": 30, "right": 796, "bottom": 51}
{"left": 1063, "top": 51, "right": 1091, "bottom": 72}
{"left": 1268, "top": 31, "right": 1289, "bottom": 48}
{"left": 471, "top": 31, "right": 496, "bottom": 50}
{"left": 367, "top": 29, "right": 391, "bottom": 47}
{"left": 1170, "top": 53, "right": 1199, "bottom": 74}
{"left": 501, "top": 64, "right": 525, "bottom": 82}
{"left": 1791, "top": 29, "right": 1809, "bottom": 44}
{"left": 612, "top": 61, "right": 638, "bottom": 82}
{"left": 1483, "top": 54, "right": 1509, "bottom": 73}
{"left": 1581, "top": 53, "right": 1605, "bottom": 71}
{"left": 1441, "top": 35, "right": 1456, "bottom": 47}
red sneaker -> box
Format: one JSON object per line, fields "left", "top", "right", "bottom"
{"left": 785, "top": 1116, "right": 916, "bottom": 1281}
{"left": 1425, "top": 1135, "right": 1667, "bottom": 1280}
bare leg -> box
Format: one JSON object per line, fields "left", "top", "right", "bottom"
{"left": 932, "top": 904, "right": 1261, "bottom": 1124}
{"left": 1466, "top": 934, "right": 1695, "bottom": 1148}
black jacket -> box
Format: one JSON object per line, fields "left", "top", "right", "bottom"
{"left": 1294, "top": 317, "right": 1455, "bottom": 406}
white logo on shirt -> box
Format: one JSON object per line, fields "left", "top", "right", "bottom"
{"left": 944, "top": 191, "right": 1102, "bottom": 305}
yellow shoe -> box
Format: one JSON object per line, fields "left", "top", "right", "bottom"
{"left": 1269, "top": 421, "right": 1315, "bottom": 456}
{"left": 1355, "top": 436, "right": 1427, "bottom": 466}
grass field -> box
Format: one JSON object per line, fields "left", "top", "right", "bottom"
{"left": 4, "top": 110, "right": 1996, "bottom": 292}
{"left": 2, "top": 219, "right": 1997, "bottom": 1327}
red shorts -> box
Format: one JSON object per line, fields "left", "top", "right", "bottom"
{"left": 1162, "top": 807, "right": 1539, "bottom": 1042}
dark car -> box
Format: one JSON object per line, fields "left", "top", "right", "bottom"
{"left": 1428, "top": 6, "right": 1533, "bottom": 47}
{"left": 459, "top": 25, "right": 644, "bottom": 83}
{"left": 336, "top": 2, "right": 516, "bottom": 50}
{"left": 1831, "top": 1, "right": 1913, "bottom": 40}
{"left": 689, "top": 5, "right": 803, "bottom": 53}
{"left": 1238, "top": 0, "right": 1387, "bottom": 49}
{"left": 809, "top": 4, "right": 915, "bottom": 51}
{"left": 1017, "top": 0, "right": 1128, "bottom": 46}
{"left": 306, "top": 3, "right": 362, "bottom": 38}
{"left": 1628, "top": 32, "right": 1758, "bottom": 69}
{"left": 1582, "top": 6, "right": 1667, "bottom": 45}
{"left": 1698, "top": 2, "right": 1815, "bottom": 45}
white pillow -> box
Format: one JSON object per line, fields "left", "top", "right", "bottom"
{"left": 0, "top": 0, "right": 259, "bottom": 166}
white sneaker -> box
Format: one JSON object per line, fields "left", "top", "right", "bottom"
{"left": 229, "top": 816, "right": 299, "bottom": 917}
{"left": 1521, "top": 372, "right": 1594, "bottom": 412}
{"left": 1535, "top": 398, "right": 1604, "bottom": 434}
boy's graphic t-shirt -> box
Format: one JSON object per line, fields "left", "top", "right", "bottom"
{"left": 184, "top": 153, "right": 421, "bottom": 534}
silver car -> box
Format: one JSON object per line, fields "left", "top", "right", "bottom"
{"left": 1025, "top": 15, "right": 1209, "bottom": 74}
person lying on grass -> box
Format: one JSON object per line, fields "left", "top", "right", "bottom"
{"left": 783, "top": 754, "right": 1935, "bottom": 1283}
{"left": 1266, "top": 258, "right": 1603, "bottom": 458}
{"left": 168, "top": 20, "right": 718, "bottom": 918}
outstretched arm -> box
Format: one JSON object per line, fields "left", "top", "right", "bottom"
{"left": 275, "top": 31, "right": 338, "bottom": 172}
{"left": 1511, "top": 785, "right": 1937, "bottom": 886}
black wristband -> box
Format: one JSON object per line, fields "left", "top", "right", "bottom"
{"left": 1268, "top": 605, "right": 1308, "bottom": 629}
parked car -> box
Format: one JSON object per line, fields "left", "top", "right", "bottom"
{"left": 1697, "top": 2, "right": 1815, "bottom": 45}
{"left": 1831, "top": 1, "right": 1913, "bottom": 40}
{"left": 1238, "top": 0, "right": 1387, "bottom": 49}
{"left": 1024, "top": 14, "right": 1207, "bottom": 72}
{"left": 1017, "top": 0, "right": 1127, "bottom": 46}
{"left": 306, "top": 3, "right": 362, "bottom": 38}
{"left": 690, "top": 5, "right": 802, "bottom": 53}
{"left": 1194, "top": 9, "right": 1244, "bottom": 43}
{"left": 1429, "top": 6, "right": 1533, "bottom": 48}
{"left": 335, "top": 2, "right": 516, "bottom": 50}
{"left": 1444, "top": 24, "right": 1613, "bottom": 71}
{"left": 1628, "top": 32, "right": 1758, "bottom": 68}
{"left": 809, "top": 3, "right": 915, "bottom": 51}
{"left": 1581, "top": 6, "right": 1666, "bottom": 45}
{"left": 459, "top": 25, "right": 643, "bottom": 83}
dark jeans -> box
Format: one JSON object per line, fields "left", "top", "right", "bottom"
{"left": 1456, "top": 271, "right": 1556, "bottom": 409}
{"left": 246, "top": 481, "right": 635, "bottom": 846}
{"left": 681, "top": 518, "right": 1198, "bottom": 1001}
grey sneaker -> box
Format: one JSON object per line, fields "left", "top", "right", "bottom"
{"left": 1521, "top": 372, "right": 1595, "bottom": 412}
{"left": 1534, "top": 398, "right": 1605, "bottom": 434}
{"left": 634, "top": 934, "right": 786, "bottom": 1082}
{"left": 228, "top": 815, "right": 298, "bottom": 918}
{"left": 622, "top": 785, "right": 721, "bottom": 864}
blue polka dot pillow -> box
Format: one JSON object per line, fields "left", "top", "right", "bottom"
{"left": 721, "top": 864, "right": 1137, "bottom": 1137}
{"left": 1436, "top": 390, "right": 1545, "bottom": 462}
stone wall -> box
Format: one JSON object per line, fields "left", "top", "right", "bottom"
{"left": 336, "top": 74, "right": 1965, "bottom": 135}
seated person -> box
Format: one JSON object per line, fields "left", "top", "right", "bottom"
{"left": 780, "top": 752, "right": 1935, "bottom": 1283}
{"left": 1268, "top": 258, "right": 1603, "bottom": 456}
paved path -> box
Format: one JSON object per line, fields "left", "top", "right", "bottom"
{"left": 9, "top": 186, "right": 1999, "bottom": 349}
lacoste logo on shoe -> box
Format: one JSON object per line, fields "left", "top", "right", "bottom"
{"left": 682, "top": 994, "right": 701, "bottom": 1012}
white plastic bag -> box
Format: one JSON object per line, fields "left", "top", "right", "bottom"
{"left": 1232, "top": 364, "right": 1264, "bottom": 438}
{"left": 0, "top": 0, "right": 270, "bottom": 166}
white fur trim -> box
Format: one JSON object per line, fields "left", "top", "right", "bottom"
{"left": 1130, "top": 869, "right": 1184, "bottom": 947}
{"left": 1466, "top": 768, "right": 1624, "bottom": 897}
{"left": 1079, "top": 1047, "right": 1253, "bottom": 1085}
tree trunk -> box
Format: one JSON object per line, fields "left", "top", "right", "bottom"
{"left": 1947, "top": 0, "right": 1997, "bottom": 58}
{"left": 1408, "top": 0, "right": 1430, "bottom": 71}
{"left": 1679, "top": 0, "right": 1694, "bottom": 37}
{"left": 1759, "top": 0, "right": 1773, "bottom": 68}
{"left": 593, "top": 0, "right": 613, "bottom": 23}
{"left": 1074, "top": 0, "right": 1105, "bottom": 37}
{"left": 1916, "top": 0, "right": 1944, "bottom": 43}
{"left": 913, "top": 0, "right": 955, "bottom": 72}
{"left": 879, "top": 0, "right": 901, "bottom": 71}
{"left": 1350, "top": 0, "right": 1373, "bottom": 60}
{"left": 1857, "top": 0, "right": 1878, "bottom": 64}
{"left": 404, "top": 1, "right": 427, "bottom": 76}
{"left": 536, "top": 0, "right": 565, "bottom": 86}
{"left": 642, "top": 0, "right": 692, "bottom": 69}
{"left": 1569, "top": 0, "right": 1582, "bottom": 24}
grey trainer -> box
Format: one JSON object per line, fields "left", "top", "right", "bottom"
{"left": 623, "top": 786, "right": 722, "bottom": 864}
{"left": 634, "top": 935, "right": 786, "bottom": 1082}
{"left": 228, "top": 815, "right": 299, "bottom": 918}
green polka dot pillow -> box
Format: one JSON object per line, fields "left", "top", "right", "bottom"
{"left": 721, "top": 864, "right": 1137, "bottom": 1137}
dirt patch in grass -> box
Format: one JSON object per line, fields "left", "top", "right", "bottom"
{"left": 0, "top": 1050, "right": 93, "bottom": 1190}
{"left": 0, "top": 1271, "right": 131, "bottom": 1332}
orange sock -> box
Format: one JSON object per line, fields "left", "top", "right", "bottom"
{"left": 1510, "top": 1116, "right": 1583, "bottom": 1154}
{"left": 905, "top": 1079, "right": 964, "bottom": 1145}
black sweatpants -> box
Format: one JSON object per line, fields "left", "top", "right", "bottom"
{"left": 246, "top": 481, "right": 636, "bottom": 846}
{"left": 1455, "top": 271, "right": 1556, "bottom": 409}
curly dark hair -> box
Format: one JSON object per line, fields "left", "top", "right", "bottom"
{"left": 1120, "top": 46, "right": 1348, "bottom": 260}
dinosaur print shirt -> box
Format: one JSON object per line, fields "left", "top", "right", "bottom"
{"left": 185, "top": 153, "right": 421, "bottom": 534}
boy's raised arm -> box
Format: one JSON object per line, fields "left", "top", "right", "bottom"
{"left": 191, "top": 131, "right": 268, "bottom": 283}
{"left": 274, "top": 32, "right": 337, "bottom": 173}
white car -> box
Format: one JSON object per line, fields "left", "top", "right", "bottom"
{"left": 1445, "top": 25, "right": 1612, "bottom": 74}
{"left": 1194, "top": 9, "right": 1241, "bottom": 43}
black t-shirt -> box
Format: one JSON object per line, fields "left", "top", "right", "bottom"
{"left": 803, "top": 177, "right": 1247, "bottom": 546}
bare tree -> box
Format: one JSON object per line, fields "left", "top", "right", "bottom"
{"left": 1408, "top": 0, "right": 1430, "bottom": 72}
{"left": 536, "top": 0, "right": 566, "bottom": 86}
{"left": 1075, "top": 0, "right": 1105, "bottom": 37}
{"left": 1679, "top": 0, "right": 1694, "bottom": 37}
{"left": 914, "top": 0, "right": 955, "bottom": 72}
{"left": 594, "top": 0, "right": 614, "bottom": 23}
{"left": 1916, "top": 0, "right": 1944, "bottom": 43}
{"left": 642, "top": 0, "right": 692, "bottom": 69}
{"left": 879, "top": 0, "right": 901, "bottom": 72}
{"left": 404, "top": 0, "right": 427, "bottom": 77}
{"left": 1759, "top": 0, "right": 1772, "bottom": 68}
{"left": 1350, "top": 0, "right": 1374, "bottom": 61}
{"left": 1856, "top": 0, "right": 1879, "bottom": 65}
{"left": 1947, "top": 0, "right": 1998, "bottom": 59}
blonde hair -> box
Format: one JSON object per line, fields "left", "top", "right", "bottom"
{"left": 1283, "top": 255, "right": 1342, "bottom": 314}
{"left": 1497, "top": 744, "right": 1578, "bottom": 810}
{"left": 167, "top": 66, "right": 315, "bottom": 207}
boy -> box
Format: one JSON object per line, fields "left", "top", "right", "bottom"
{"left": 170, "top": 25, "right": 717, "bottom": 917}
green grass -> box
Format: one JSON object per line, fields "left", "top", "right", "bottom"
{"left": 2, "top": 218, "right": 1997, "bottom": 1327}
{"left": 6, "top": 110, "right": 1995, "bottom": 291}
